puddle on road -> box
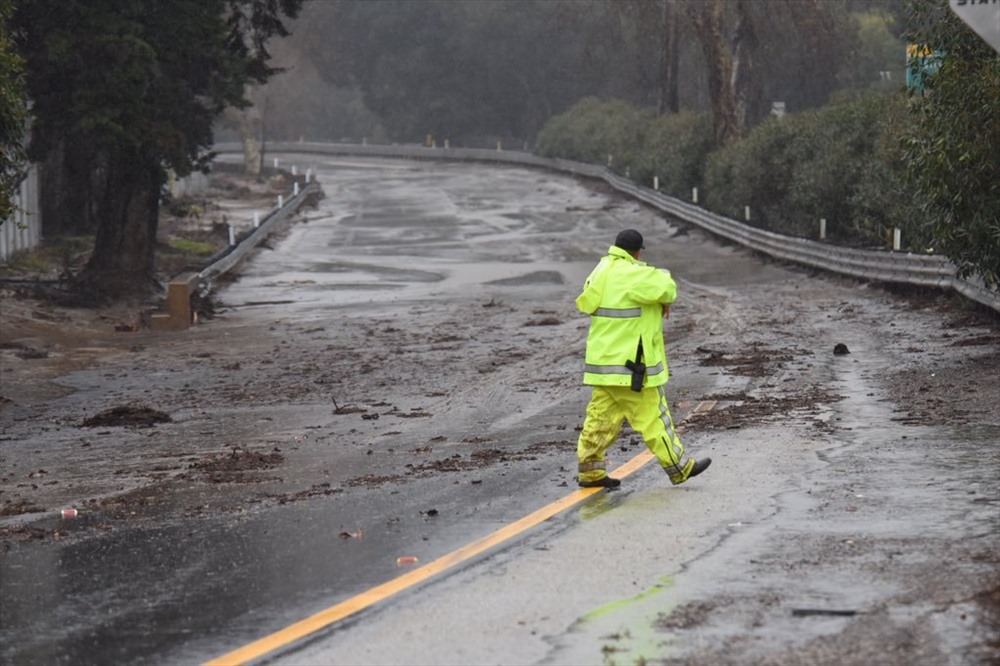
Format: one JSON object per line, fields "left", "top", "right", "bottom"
{"left": 544, "top": 488, "right": 692, "bottom": 663}
{"left": 485, "top": 271, "right": 565, "bottom": 286}
{"left": 298, "top": 261, "right": 445, "bottom": 283}
{"left": 548, "top": 574, "right": 682, "bottom": 664}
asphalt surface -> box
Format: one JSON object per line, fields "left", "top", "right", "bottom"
{"left": 0, "top": 156, "right": 997, "bottom": 665}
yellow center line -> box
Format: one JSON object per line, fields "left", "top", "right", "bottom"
{"left": 204, "top": 400, "right": 714, "bottom": 666}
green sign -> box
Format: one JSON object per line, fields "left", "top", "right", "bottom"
{"left": 906, "top": 44, "right": 943, "bottom": 92}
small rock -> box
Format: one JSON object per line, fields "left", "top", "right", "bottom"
{"left": 833, "top": 343, "right": 850, "bottom": 355}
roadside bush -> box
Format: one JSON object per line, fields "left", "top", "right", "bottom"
{"left": 703, "top": 114, "right": 801, "bottom": 234}
{"left": 0, "top": 236, "right": 93, "bottom": 279}
{"left": 703, "top": 92, "right": 918, "bottom": 246}
{"left": 632, "top": 112, "right": 713, "bottom": 200}
{"left": 535, "top": 98, "right": 652, "bottom": 174}
{"left": 535, "top": 93, "right": 923, "bottom": 252}
{"left": 847, "top": 94, "right": 930, "bottom": 251}
{"left": 901, "top": 50, "right": 1000, "bottom": 287}
{"left": 786, "top": 93, "right": 904, "bottom": 245}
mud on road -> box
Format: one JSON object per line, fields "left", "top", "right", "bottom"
{"left": 1, "top": 158, "right": 998, "bottom": 665}
{"left": 7, "top": 288, "right": 991, "bottom": 528}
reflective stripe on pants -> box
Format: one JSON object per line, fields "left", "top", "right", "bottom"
{"left": 576, "top": 384, "right": 694, "bottom": 485}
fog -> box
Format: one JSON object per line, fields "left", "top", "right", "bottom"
{"left": 222, "top": 0, "right": 907, "bottom": 147}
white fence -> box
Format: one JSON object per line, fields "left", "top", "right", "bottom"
{"left": 0, "top": 165, "right": 41, "bottom": 263}
{"left": 212, "top": 141, "right": 999, "bottom": 313}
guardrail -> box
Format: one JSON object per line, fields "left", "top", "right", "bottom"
{"left": 150, "top": 167, "right": 321, "bottom": 331}
{"left": 211, "top": 141, "right": 999, "bottom": 313}
{"left": 198, "top": 181, "right": 321, "bottom": 285}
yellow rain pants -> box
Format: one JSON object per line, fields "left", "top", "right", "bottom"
{"left": 577, "top": 384, "right": 696, "bottom": 486}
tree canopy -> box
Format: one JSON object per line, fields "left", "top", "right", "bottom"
{"left": 14, "top": 0, "right": 301, "bottom": 299}
{"left": 0, "top": 0, "right": 28, "bottom": 224}
{"left": 903, "top": 0, "right": 1000, "bottom": 288}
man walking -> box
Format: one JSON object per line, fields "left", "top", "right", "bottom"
{"left": 575, "top": 229, "right": 710, "bottom": 488}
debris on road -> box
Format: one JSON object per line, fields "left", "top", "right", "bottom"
{"left": 81, "top": 404, "right": 171, "bottom": 428}
{"left": 189, "top": 447, "right": 285, "bottom": 483}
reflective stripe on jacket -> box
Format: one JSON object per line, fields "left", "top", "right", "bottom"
{"left": 576, "top": 245, "right": 677, "bottom": 388}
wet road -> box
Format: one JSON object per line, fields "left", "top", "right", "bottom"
{"left": 1, "top": 155, "right": 997, "bottom": 665}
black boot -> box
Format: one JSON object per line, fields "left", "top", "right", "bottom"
{"left": 688, "top": 458, "right": 711, "bottom": 479}
{"left": 579, "top": 476, "right": 621, "bottom": 488}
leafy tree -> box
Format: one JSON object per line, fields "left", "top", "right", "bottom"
{"left": 764, "top": 0, "right": 855, "bottom": 117}
{"left": 902, "top": 1, "right": 1000, "bottom": 288}
{"left": 15, "top": 0, "right": 302, "bottom": 300}
{"left": 282, "top": 0, "right": 862, "bottom": 151}
{"left": 0, "top": 0, "right": 28, "bottom": 225}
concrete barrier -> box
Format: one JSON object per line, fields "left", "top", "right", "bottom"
{"left": 150, "top": 272, "right": 200, "bottom": 331}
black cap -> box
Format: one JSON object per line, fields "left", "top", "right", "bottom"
{"left": 614, "top": 229, "right": 644, "bottom": 252}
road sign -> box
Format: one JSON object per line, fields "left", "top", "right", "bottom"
{"left": 949, "top": 0, "right": 1000, "bottom": 53}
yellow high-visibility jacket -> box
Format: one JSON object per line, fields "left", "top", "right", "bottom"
{"left": 575, "top": 246, "right": 677, "bottom": 388}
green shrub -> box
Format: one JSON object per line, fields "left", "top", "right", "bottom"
{"left": 847, "top": 94, "right": 929, "bottom": 250}
{"left": 785, "top": 93, "right": 893, "bottom": 243}
{"left": 167, "top": 238, "right": 216, "bottom": 256}
{"left": 0, "top": 235, "right": 93, "bottom": 278}
{"left": 703, "top": 115, "right": 800, "bottom": 233}
{"left": 536, "top": 98, "right": 652, "bottom": 174}
{"left": 633, "top": 112, "right": 713, "bottom": 199}
{"left": 535, "top": 93, "right": 924, "bottom": 252}
{"left": 703, "top": 92, "right": 919, "bottom": 246}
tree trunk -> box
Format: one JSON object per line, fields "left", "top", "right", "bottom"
{"left": 221, "top": 86, "right": 264, "bottom": 178}
{"left": 81, "top": 150, "right": 162, "bottom": 300}
{"left": 241, "top": 100, "right": 264, "bottom": 179}
{"left": 684, "top": 0, "right": 756, "bottom": 146}
{"left": 666, "top": 5, "right": 680, "bottom": 113}
{"left": 38, "top": 137, "right": 99, "bottom": 237}
{"left": 688, "top": 0, "right": 736, "bottom": 146}
{"left": 656, "top": 0, "right": 680, "bottom": 115}
{"left": 731, "top": 0, "right": 758, "bottom": 137}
